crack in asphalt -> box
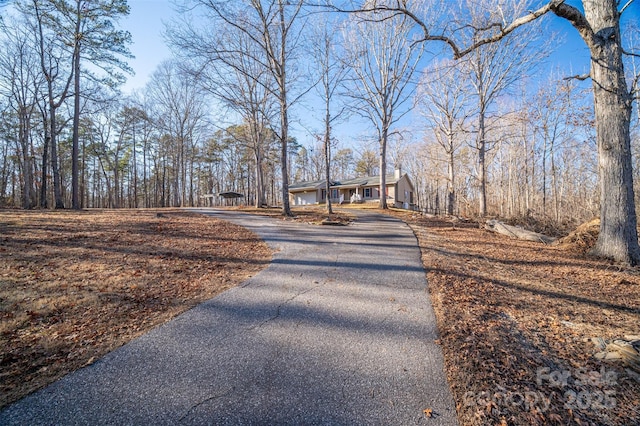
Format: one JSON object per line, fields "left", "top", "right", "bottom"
{"left": 0, "top": 209, "right": 459, "bottom": 425}
{"left": 177, "top": 387, "right": 235, "bottom": 422}
{"left": 252, "top": 281, "right": 325, "bottom": 331}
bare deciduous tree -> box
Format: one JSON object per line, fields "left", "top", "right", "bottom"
{"left": 416, "top": 60, "right": 472, "bottom": 215}
{"left": 452, "top": 0, "right": 551, "bottom": 216}
{"left": 530, "top": 75, "right": 576, "bottom": 221}
{"left": 310, "top": 17, "right": 348, "bottom": 214}
{"left": 173, "top": 0, "right": 305, "bottom": 216}
{"left": 146, "top": 61, "right": 210, "bottom": 207}
{"left": 20, "top": 0, "right": 75, "bottom": 209}
{"left": 337, "top": 0, "right": 640, "bottom": 264}
{"left": 341, "top": 0, "right": 424, "bottom": 209}
{"left": 168, "top": 9, "right": 279, "bottom": 208}
{"left": 0, "top": 21, "right": 42, "bottom": 209}
{"left": 46, "top": 0, "right": 131, "bottom": 209}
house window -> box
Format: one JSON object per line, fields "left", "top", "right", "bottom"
{"left": 321, "top": 189, "right": 326, "bottom": 200}
{"left": 331, "top": 189, "right": 339, "bottom": 199}
{"left": 364, "top": 188, "right": 371, "bottom": 198}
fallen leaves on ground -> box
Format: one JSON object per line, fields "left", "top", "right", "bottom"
{"left": 387, "top": 210, "right": 640, "bottom": 426}
{"left": 0, "top": 209, "right": 271, "bottom": 409}
{"left": 4, "top": 205, "right": 639, "bottom": 425}
{"left": 554, "top": 218, "right": 601, "bottom": 254}
{"left": 232, "top": 205, "right": 354, "bottom": 225}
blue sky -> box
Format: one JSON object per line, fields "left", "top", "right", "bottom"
{"left": 121, "top": 1, "right": 639, "bottom": 91}
{"left": 120, "top": 0, "right": 639, "bottom": 147}
{"left": 121, "top": 0, "right": 175, "bottom": 93}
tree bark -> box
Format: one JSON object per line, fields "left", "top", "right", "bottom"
{"left": 279, "top": 97, "right": 292, "bottom": 215}
{"left": 39, "top": 110, "right": 49, "bottom": 208}
{"left": 277, "top": 2, "right": 293, "bottom": 217}
{"left": 71, "top": 0, "right": 81, "bottom": 210}
{"left": 19, "top": 107, "right": 35, "bottom": 209}
{"left": 50, "top": 109, "right": 64, "bottom": 208}
{"left": 447, "top": 149, "right": 455, "bottom": 215}
{"left": 379, "top": 125, "right": 388, "bottom": 209}
{"left": 553, "top": 0, "right": 640, "bottom": 264}
{"left": 477, "top": 107, "right": 487, "bottom": 216}
{"left": 485, "top": 219, "right": 557, "bottom": 244}
{"left": 34, "top": 0, "right": 70, "bottom": 209}
{"left": 255, "top": 147, "right": 265, "bottom": 208}
{"left": 324, "top": 108, "right": 333, "bottom": 214}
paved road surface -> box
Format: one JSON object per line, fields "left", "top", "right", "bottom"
{"left": 0, "top": 209, "right": 458, "bottom": 425}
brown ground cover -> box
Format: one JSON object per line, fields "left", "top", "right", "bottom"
{"left": 231, "top": 205, "right": 354, "bottom": 225}
{"left": 388, "top": 210, "right": 640, "bottom": 426}
{"left": 0, "top": 209, "right": 271, "bottom": 409}
{"left": 2, "top": 205, "right": 639, "bottom": 425}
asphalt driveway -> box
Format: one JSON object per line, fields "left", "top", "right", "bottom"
{"left": 0, "top": 209, "right": 458, "bottom": 425}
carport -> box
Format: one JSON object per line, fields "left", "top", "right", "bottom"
{"left": 218, "top": 191, "right": 244, "bottom": 206}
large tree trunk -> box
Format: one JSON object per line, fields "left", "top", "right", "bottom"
{"left": 324, "top": 107, "right": 333, "bottom": 214}
{"left": 280, "top": 101, "right": 292, "bottom": 216}
{"left": 50, "top": 104, "right": 64, "bottom": 209}
{"left": 579, "top": 1, "right": 640, "bottom": 264}
{"left": 19, "top": 108, "right": 35, "bottom": 209}
{"left": 447, "top": 147, "right": 455, "bottom": 216}
{"left": 40, "top": 111, "right": 49, "bottom": 209}
{"left": 71, "top": 10, "right": 81, "bottom": 210}
{"left": 477, "top": 108, "right": 487, "bottom": 216}
{"left": 255, "top": 148, "right": 265, "bottom": 208}
{"left": 379, "top": 126, "right": 388, "bottom": 209}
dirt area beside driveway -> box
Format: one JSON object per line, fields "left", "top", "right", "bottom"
{"left": 389, "top": 211, "right": 640, "bottom": 426}
{"left": 0, "top": 209, "right": 271, "bottom": 409}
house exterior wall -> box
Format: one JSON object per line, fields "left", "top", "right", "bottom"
{"left": 363, "top": 187, "right": 379, "bottom": 200}
{"left": 393, "top": 175, "right": 415, "bottom": 208}
{"left": 387, "top": 185, "right": 395, "bottom": 201}
{"left": 321, "top": 188, "right": 344, "bottom": 204}
{"left": 291, "top": 191, "right": 319, "bottom": 206}
{"left": 289, "top": 172, "right": 415, "bottom": 209}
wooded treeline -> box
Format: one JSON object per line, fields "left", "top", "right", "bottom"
{"left": 1, "top": 0, "right": 639, "bottom": 231}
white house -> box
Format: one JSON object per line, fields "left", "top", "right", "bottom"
{"left": 288, "top": 169, "right": 415, "bottom": 209}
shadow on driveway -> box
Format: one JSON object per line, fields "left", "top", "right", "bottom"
{"left": 0, "top": 209, "right": 458, "bottom": 425}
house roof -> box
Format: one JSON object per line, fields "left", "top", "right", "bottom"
{"left": 332, "top": 173, "right": 399, "bottom": 189}
{"left": 288, "top": 179, "right": 327, "bottom": 191}
{"left": 289, "top": 173, "right": 403, "bottom": 192}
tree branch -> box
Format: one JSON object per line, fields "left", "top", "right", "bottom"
{"left": 631, "top": 72, "right": 640, "bottom": 98}
{"left": 328, "top": 1, "right": 565, "bottom": 60}
{"left": 564, "top": 73, "right": 591, "bottom": 81}
{"left": 619, "top": 0, "right": 635, "bottom": 16}
{"left": 622, "top": 47, "right": 640, "bottom": 59}
{"left": 454, "top": 1, "right": 562, "bottom": 58}
{"left": 548, "top": 1, "right": 595, "bottom": 48}
{"left": 326, "top": 2, "right": 462, "bottom": 57}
